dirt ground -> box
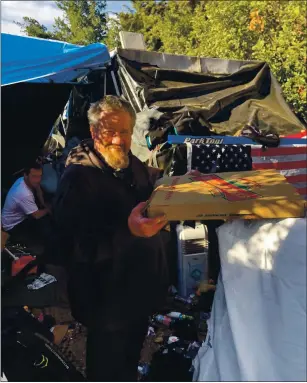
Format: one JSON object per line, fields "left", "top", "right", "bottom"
{"left": 3, "top": 263, "right": 209, "bottom": 380}
{"left": 40, "top": 295, "right": 208, "bottom": 380}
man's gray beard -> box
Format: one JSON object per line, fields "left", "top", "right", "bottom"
{"left": 104, "top": 148, "right": 129, "bottom": 170}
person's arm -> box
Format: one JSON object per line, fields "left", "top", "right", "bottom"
{"left": 55, "top": 165, "right": 167, "bottom": 246}
{"left": 34, "top": 185, "right": 46, "bottom": 208}
{"left": 31, "top": 207, "right": 50, "bottom": 220}
{"left": 19, "top": 193, "right": 50, "bottom": 220}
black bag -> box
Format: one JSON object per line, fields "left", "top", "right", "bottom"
{"left": 1, "top": 308, "right": 85, "bottom": 382}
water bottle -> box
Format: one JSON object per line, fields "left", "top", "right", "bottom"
{"left": 138, "top": 363, "right": 150, "bottom": 376}
{"left": 167, "top": 311, "right": 194, "bottom": 321}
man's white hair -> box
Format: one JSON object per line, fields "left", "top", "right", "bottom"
{"left": 88, "top": 95, "right": 136, "bottom": 130}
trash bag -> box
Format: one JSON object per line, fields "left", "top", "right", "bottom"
{"left": 193, "top": 218, "right": 307, "bottom": 381}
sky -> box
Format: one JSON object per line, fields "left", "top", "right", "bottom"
{"left": 1, "top": 1, "right": 132, "bottom": 36}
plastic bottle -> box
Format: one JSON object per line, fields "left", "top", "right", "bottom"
{"left": 167, "top": 311, "right": 194, "bottom": 321}
{"left": 138, "top": 363, "right": 150, "bottom": 376}
{"left": 154, "top": 314, "right": 174, "bottom": 327}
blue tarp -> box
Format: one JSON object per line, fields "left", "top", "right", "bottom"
{"left": 1, "top": 33, "right": 110, "bottom": 86}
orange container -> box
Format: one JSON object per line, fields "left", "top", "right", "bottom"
{"left": 11, "top": 255, "right": 37, "bottom": 277}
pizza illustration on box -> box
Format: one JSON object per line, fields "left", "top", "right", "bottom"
{"left": 190, "top": 174, "right": 262, "bottom": 202}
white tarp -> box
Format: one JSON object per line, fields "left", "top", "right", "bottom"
{"left": 193, "top": 218, "right": 307, "bottom": 381}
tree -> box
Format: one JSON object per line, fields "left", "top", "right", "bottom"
{"left": 106, "top": 0, "right": 306, "bottom": 123}
{"left": 105, "top": 1, "right": 167, "bottom": 51}
{"left": 53, "top": 0, "right": 107, "bottom": 45}
{"left": 16, "top": 0, "right": 107, "bottom": 45}
{"left": 189, "top": 1, "right": 306, "bottom": 122}
{"left": 14, "top": 17, "right": 57, "bottom": 40}
{"left": 249, "top": 1, "right": 307, "bottom": 122}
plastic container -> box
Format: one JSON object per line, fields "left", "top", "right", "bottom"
{"left": 11, "top": 255, "right": 37, "bottom": 276}
{"left": 176, "top": 223, "right": 209, "bottom": 297}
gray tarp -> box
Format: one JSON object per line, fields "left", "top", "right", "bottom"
{"left": 114, "top": 48, "right": 305, "bottom": 136}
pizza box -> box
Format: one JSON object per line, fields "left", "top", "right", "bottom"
{"left": 147, "top": 169, "right": 306, "bottom": 221}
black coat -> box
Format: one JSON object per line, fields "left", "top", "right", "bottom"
{"left": 53, "top": 140, "right": 168, "bottom": 329}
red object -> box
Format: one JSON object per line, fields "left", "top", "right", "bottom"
{"left": 283, "top": 131, "right": 307, "bottom": 139}
{"left": 11, "top": 255, "right": 37, "bottom": 277}
{"left": 251, "top": 145, "right": 307, "bottom": 200}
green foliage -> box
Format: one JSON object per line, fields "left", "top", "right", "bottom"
{"left": 14, "top": 17, "right": 56, "bottom": 40}
{"left": 106, "top": 0, "right": 307, "bottom": 123}
{"left": 53, "top": 0, "right": 107, "bottom": 44}
{"left": 105, "top": 1, "right": 167, "bottom": 51}
{"left": 16, "top": 1, "right": 107, "bottom": 45}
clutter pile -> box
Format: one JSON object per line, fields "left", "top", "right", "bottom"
{"left": 137, "top": 284, "right": 215, "bottom": 381}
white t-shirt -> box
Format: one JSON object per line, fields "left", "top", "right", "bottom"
{"left": 1, "top": 177, "right": 39, "bottom": 231}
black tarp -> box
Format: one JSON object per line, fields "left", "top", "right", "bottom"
{"left": 2, "top": 83, "right": 72, "bottom": 188}
{"left": 64, "top": 65, "right": 119, "bottom": 141}
{"left": 114, "top": 48, "right": 305, "bottom": 136}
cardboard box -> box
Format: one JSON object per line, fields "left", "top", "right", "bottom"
{"left": 147, "top": 169, "right": 306, "bottom": 220}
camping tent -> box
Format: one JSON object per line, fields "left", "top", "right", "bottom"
{"left": 1, "top": 33, "right": 110, "bottom": 187}
{"left": 1, "top": 33, "right": 110, "bottom": 86}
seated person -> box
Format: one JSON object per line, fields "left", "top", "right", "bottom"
{"left": 1, "top": 163, "right": 51, "bottom": 253}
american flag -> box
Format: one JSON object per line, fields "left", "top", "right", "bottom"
{"left": 185, "top": 140, "right": 307, "bottom": 200}
{"left": 251, "top": 145, "right": 307, "bottom": 200}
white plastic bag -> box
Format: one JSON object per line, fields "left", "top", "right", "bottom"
{"left": 193, "top": 218, "right": 306, "bottom": 381}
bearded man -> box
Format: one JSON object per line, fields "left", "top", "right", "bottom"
{"left": 53, "top": 96, "right": 168, "bottom": 381}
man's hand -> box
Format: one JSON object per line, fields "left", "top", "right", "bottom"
{"left": 128, "top": 202, "right": 168, "bottom": 238}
